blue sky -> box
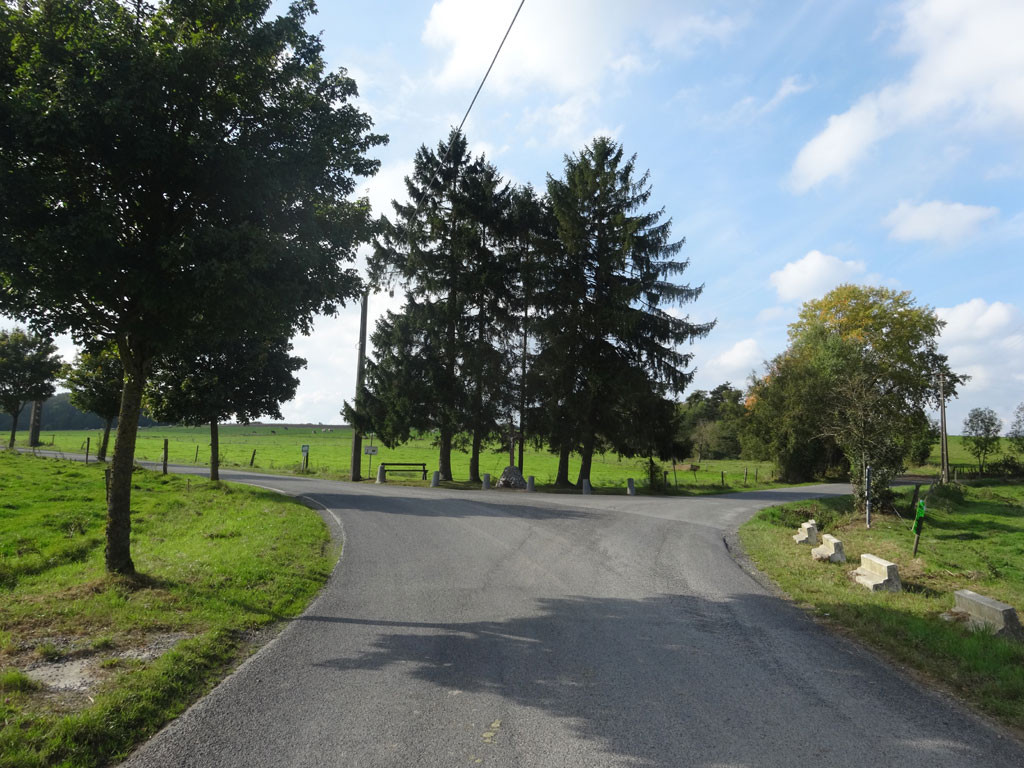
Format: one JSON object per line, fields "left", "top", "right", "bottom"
{"left": 22, "top": 0, "right": 1024, "bottom": 432}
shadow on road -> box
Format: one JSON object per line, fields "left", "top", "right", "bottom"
{"left": 305, "top": 492, "right": 597, "bottom": 520}
{"left": 301, "top": 593, "right": 1015, "bottom": 767}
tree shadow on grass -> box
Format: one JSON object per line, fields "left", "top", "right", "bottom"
{"left": 301, "top": 593, "right": 1024, "bottom": 767}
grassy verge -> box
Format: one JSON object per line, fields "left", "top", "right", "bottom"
{"left": 0, "top": 451, "right": 337, "bottom": 768}
{"left": 739, "top": 481, "right": 1024, "bottom": 731}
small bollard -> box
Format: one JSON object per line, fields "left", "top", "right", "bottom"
{"left": 527, "top": 475, "right": 535, "bottom": 492}
{"left": 162, "top": 438, "right": 169, "bottom": 475}
{"left": 85, "top": 437, "right": 90, "bottom": 464}
{"left": 376, "top": 464, "right": 386, "bottom": 484}
{"left": 627, "top": 478, "right": 636, "bottom": 496}
{"left": 482, "top": 473, "right": 490, "bottom": 490}
{"left": 582, "top": 479, "right": 592, "bottom": 495}
{"left": 721, "top": 470, "right": 725, "bottom": 487}
{"left": 431, "top": 471, "right": 440, "bottom": 487}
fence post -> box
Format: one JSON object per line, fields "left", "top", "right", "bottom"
{"left": 744, "top": 467, "right": 748, "bottom": 484}
{"left": 85, "top": 437, "right": 90, "bottom": 464}
{"left": 250, "top": 449, "right": 257, "bottom": 467}
{"left": 162, "top": 438, "right": 168, "bottom": 475}
{"left": 721, "top": 470, "right": 725, "bottom": 487}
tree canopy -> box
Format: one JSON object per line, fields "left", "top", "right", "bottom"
{"left": 62, "top": 345, "right": 124, "bottom": 461}
{"left": 748, "top": 284, "right": 961, "bottom": 511}
{"left": 0, "top": 328, "right": 62, "bottom": 448}
{"left": 534, "top": 137, "right": 712, "bottom": 485}
{"left": 962, "top": 406, "right": 1002, "bottom": 473}
{"left": 1, "top": 0, "right": 385, "bottom": 572}
{"left": 146, "top": 332, "right": 305, "bottom": 480}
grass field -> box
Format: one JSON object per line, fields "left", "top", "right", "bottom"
{"left": 0, "top": 451, "right": 337, "bottom": 768}
{"left": 739, "top": 481, "right": 1024, "bottom": 732}
{"left": 915, "top": 434, "right": 1019, "bottom": 476}
{"left": 22, "top": 424, "right": 787, "bottom": 493}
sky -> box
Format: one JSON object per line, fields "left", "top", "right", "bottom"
{"left": 13, "top": 0, "right": 1024, "bottom": 431}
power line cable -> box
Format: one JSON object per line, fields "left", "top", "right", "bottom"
{"left": 413, "top": 0, "right": 526, "bottom": 216}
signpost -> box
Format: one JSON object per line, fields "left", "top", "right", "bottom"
{"left": 363, "top": 434, "right": 376, "bottom": 476}
{"left": 912, "top": 499, "right": 926, "bottom": 557}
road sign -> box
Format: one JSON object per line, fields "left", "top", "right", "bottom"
{"left": 364, "top": 445, "right": 379, "bottom": 455}
{"left": 301, "top": 444, "right": 309, "bottom": 455}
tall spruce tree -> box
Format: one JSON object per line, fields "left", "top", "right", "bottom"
{"left": 353, "top": 130, "right": 516, "bottom": 481}
{"left": 535, "top": 137, "right": 713, "bottom": 487}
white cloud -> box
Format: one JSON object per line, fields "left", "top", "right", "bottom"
{"left": 755, "top": 306, "right": 790, "bottom": 325}
{"left": 422, "top": 0, "right": 740, "bottom": 147}
{"left": 791, "top": 0, "right": 1024, "bottom": 191}
{"left": 703, "top": 338, "right": 763, "bottom": 383}
{"left": 769, "top": 250, "right": 867, "bottom": 303}
{"left": 762, "top": 75, "right": 811, "bottom": 113}
{"left": 936, "top": 298, "right": 1015, "bottom": 345}
{"left": 935, "top": 298, "right": 1024, "bottom": 429}
{"left": 883, "top": 200, "right": 998, "bottom": 242}
{"left": 791, "top": 95, "right": 885, "bottom": 191}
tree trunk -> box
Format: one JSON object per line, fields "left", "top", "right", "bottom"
{"left": 469, "top": 429, "right": 482, "bottom": 483}
{"left": 210, "top": 419, "right": 220, "bottom": 481}
{"left": 106, "top": 362, "right": 145, "bottom": 575}
{"left": 576, "top": 431, "right": 595, "bottom": 488}
{"left": 6, "top": 406, "right": 21, "bottom": 449}
{"left": 555, "top": 444, "right": 572, "bottom": 487}
{"left": 98, "top": 417, "right": 113, "bottom": 462}
{"left": 438, "top": 428, "right": 453, "bottom": 481}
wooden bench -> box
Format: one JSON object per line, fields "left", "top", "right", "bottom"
{"left": 951, "top": 590, "right": 1023, "bottom": 641}
{"left": 377, "top": 462, "right": 428, "bottom": 481}
{"left": 853, "top": 554, "right": 902, "bottom": 592}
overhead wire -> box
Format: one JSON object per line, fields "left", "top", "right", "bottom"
{"left": 412, "top": 0, "right": 526, "bottom": 217}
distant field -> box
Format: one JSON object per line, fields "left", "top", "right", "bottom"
{"left": 915, "top": 435, "right": 1018, "bottom": 476}
{"left": 23, "top": 424, "right": 784, "bottom": 492}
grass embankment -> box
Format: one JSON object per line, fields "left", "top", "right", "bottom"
{"left": 740, "top": 482, "right": 1024, "bottom": 730}
{"left": 28, "top": 424, "right": 785, "bottom": 493}
{"left": 0, "top": 451, "right": 337, "bottom": 768}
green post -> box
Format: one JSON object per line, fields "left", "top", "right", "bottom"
{"left": 912, "top": 499, "right": 926, "bottom": 557}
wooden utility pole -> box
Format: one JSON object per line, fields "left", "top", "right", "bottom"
{"left": 349, "top": 291, "right": 369, "bottom": 481}
{"left": 28, "top": 400, "right": 43, "bottom": 447}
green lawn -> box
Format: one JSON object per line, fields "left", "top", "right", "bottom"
{"left": 0, "top": 451, "right": 337, "bottom": 768}
{"left": 24, "top": 424, "right": 786, "bottom": 493}
{"left": 739, "top": 481, "right": 1024, "bottom": 732}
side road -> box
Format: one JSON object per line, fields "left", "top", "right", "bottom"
{"left": 105, "top": 464, "right": 1024, "bottom": 768}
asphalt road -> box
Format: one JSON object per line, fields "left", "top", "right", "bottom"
{"left": 114, "top": 468, "right": 1023, "bottom": 768}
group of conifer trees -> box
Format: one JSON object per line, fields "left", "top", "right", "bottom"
{"left": 345, "top": 130, "right": 714, "bottom": 487}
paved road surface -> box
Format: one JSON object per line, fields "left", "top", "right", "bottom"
{"left": 111, "top": 469, "right": 1022, "bottom": 767}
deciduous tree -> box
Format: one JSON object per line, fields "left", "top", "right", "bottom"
{"left": 0, "top": 328, "right": 62, "bottom": 449}
{"left": 1, "top": 0, "right": 384, "bottom": 573}
{"left": 780, "top": 285, "right": 961, "bottom": 511}
{"left": 62, "top": 346, "right": 123, "bottom": 461}
{"left": 146, "top": 333, "right": 305, "bottom": 480}
{"left": 1008, "top": 402, "right": 1024, "bottom": 457}
{"left": 962, "top": 406, "right": 1002, "bottom": 474}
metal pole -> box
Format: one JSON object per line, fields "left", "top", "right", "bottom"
{"left": 939, "top": 373, "right": 949, "bottom": 484}
{"left": 865, "top": 465, "right": 872, "bottom": 529}
{"left": 350, "top": 291, "right": 369, "bottom": 481}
